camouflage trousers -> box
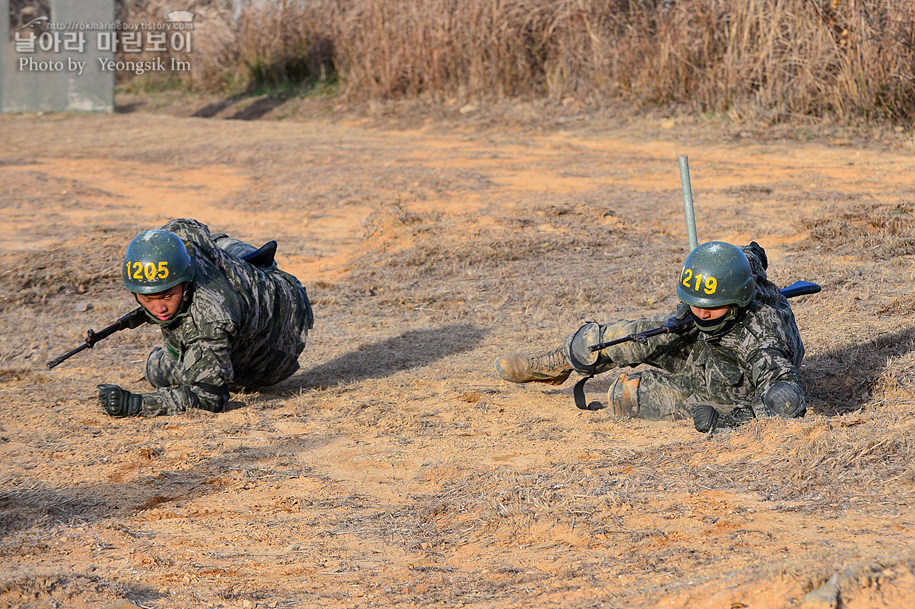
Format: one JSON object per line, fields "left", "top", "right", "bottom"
{"left": 623, "top": 368, "right": 755, "bottom": 425}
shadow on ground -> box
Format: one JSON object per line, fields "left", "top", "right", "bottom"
{"left": 803, "top": 326, "right": 915, "bottom": 416}
{"left": 192, "top": 95, "right": 284, "bottom": 120}
{"left": 0, "top": 435, "right": 332, "bottom": 542}
{"left": 288, "top": 324, "right": 489, "bottom": 390}
{"left": 114, "top": 101, "right": 144, "bottom": 114}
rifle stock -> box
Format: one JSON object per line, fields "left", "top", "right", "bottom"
{"left": 588, "top": 280, "right": 821, "bottom": 353}
{"left": 779, "top": 280, "right": 821, "bottom": 298}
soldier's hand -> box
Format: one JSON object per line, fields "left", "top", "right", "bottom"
{"left": 692, "top": 403, "right": 719, "bottom": 433}
{"left": 97, "top": 384, "right": 144, "bottom": 417}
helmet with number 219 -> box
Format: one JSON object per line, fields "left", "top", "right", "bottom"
{"left": 677, "top": 241, "right": 755, "bottom": 308}
{"left": 122, "top": 229, "right": 194, "bottom": 294}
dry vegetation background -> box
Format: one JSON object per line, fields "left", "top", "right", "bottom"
{"left": 120, "top": 0, "right": 915, "bottom": 124}
{"left": 3, "top": 1, "right": 915, "bottom": 608}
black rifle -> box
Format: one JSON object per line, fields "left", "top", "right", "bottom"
{"left": 45, "top": 240, "right": 278, "bottom": 370}
{"left": 574, "top": 280, "right": 822, "bottom": 411}
{"left": 46, "top": 308, "right": 149, "bottom": 369}
{"left": 588, "top": 280, "right": 822, "bottom": 353}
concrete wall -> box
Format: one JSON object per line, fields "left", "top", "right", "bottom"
{"left": 1, "top": 0, "right": 115, "bottom": 113}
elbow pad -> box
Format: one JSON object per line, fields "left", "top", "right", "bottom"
{"left": 761, "top": 381, "right": 806, "bottom": 418}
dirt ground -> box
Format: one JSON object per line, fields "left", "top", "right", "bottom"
{"left": 1, "top": 95, "right": 915, "bottom": 609}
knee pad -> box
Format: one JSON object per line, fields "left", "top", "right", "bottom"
{"left": 608, "top": 372, "right": 641, "bottom": 417}
{"left": 692, "top": 403, "right": 719, "bottom": 432}
{"left": 762, "top": 381, "right": 806, "bottom": 418}
{"left": 563, "top": 322, "right": 601, "bottom": 375}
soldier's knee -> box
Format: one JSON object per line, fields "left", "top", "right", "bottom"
{"left": 145, "top": 347, "right": 180, "bottom": 388}
{"left": 762, "top": 381, "right": 806, "bottom": 418}
{"left": 608, "top": 372, "right": 644, "bottom": 418}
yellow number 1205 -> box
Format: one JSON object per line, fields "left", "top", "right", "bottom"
{"left": 127, "top": 261, "right": 169, "bottom": 281}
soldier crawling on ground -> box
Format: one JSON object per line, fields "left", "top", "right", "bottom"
{"left": 97, "top": 218, "right": 314, "bottom": 417}
{"left": 495, "top": 241, "right": 807, "bottom": 432}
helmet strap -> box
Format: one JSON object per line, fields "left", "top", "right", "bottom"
{"left": 690, "top": 306, "right": 740, "bottom": 336}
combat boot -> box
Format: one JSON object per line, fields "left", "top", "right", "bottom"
{"left": 495, "top": 348, "right": 572, "bottom": 385}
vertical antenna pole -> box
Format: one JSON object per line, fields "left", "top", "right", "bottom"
{"left": 679, "top": 155, "right": 698, "bottom": 251}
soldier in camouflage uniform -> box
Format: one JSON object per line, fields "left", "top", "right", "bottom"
{"left": 98, "top": 218, "right": 314, "bottom": 417}
{"left": 495, "top": 241, "right": 806, "bottom": 432}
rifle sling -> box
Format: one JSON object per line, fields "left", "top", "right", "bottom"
{"left": 574, "top": 374, "right": 602, "bottom": 411}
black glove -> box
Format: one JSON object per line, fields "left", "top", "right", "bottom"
{"left": 97, "top": 384, "right": 144, "bottom": 417}
{"left": 692, "top": 403, "right": 719, "bottom": 433}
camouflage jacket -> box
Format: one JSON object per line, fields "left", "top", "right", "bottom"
{"left": 141, "top": 219, "right": 313, "bottom": 416}
{"left": 595, "top": 244, "right": 805, "bottom": 417}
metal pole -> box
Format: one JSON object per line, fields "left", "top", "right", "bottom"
{"left": 678, "top": 155, "right": 698, "bottom": 251}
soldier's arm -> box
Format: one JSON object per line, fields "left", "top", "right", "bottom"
{"left": 595, "top": 308, "right": 695, "bottom": 372}
{"left": 141, "top": 383, "right": 229, "bottom": 416}
{"left": 140, "top": 329, "right": 233, "bottom": 416}
{"left": 691, "top": 348, "right": 804, "bottom": 432}
{"left": 747, "top": 344, "right": 806, "bottom": 419}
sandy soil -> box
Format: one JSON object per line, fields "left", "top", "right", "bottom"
{"left": 1, "top": 96, "right": 914, "bottom": 609}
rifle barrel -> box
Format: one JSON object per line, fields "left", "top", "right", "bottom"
{"left": 45, "top": 307, "right": 148, "bottom": 369}
{"left": 589, "top": 319, "right": 691, "bottom": 353}
{"left": 46, "top": 343, "right": 91, "bottom": 369}
{"left": 587, "top": 280, "right": 822, "bottom": 354}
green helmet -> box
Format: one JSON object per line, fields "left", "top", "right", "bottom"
{"left": 122, "top": 229, "right": 194, "bottom": 294}
{"left": 676, "top": 241, "right": 755, "bottom": 308}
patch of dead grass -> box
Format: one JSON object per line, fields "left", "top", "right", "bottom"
{"left": 797, "top": 200, "right": 915, "bottom": 259}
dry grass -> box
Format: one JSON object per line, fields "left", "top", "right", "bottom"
{"left": 118, "top": 0, "right": 915, "bottom": 123}
{"left": 350, "top": 199, "right": 682, "bottom": 331}
{"left": 798, "top": 200, "right": 915, "bottom": 259}
{"left": 3, "top": 112, "right": 915, "bottom": 608}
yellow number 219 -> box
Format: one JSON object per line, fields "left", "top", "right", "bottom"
{"left": 681, "top": 268, "right": 717, "bottom": 295}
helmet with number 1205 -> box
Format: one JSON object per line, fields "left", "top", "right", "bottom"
{"left": 122, "top": 229, "right": 194, "bottom": 294}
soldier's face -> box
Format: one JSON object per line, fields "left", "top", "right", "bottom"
{"left": 689, "top": 304, "right": 731, "bottom": 321}
{"left": 136, "top": 283, "right": 184, "bottom": 321}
